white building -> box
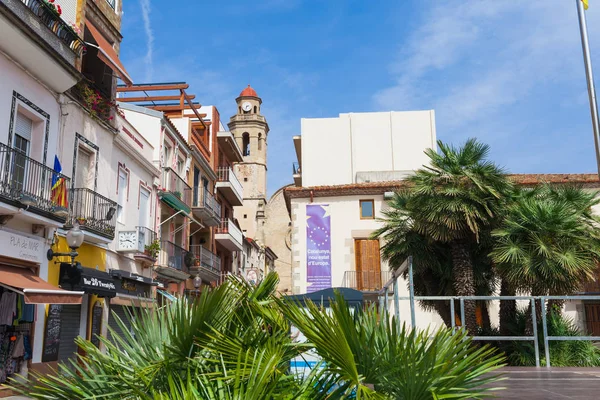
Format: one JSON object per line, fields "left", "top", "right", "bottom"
{"left": 293, "top": 111, "right": 437, "bottom": 187}
{"left": 286, "top": 110, "right": 441, "bottom": 329}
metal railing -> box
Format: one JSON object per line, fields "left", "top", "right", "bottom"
{"left": 216, "top": 167, "right": 243, "bottom": 198}
{"left": 162, "top": 168, "right": 192, "bottom": 206}
{"left": 188, "top": 245, "right": 221, "bottom": 274}
{"left": 293, "top": 162, "right": 300, "bottom": 175}
{"left": 378, "top": 258, "right": 600, "bottom": 368}
{"left": 158, "top": 240, "right": 187, "bottom": 272}
{"left": 0, "top": 143, "right": 71, "bottom": 218}
{"left": 69, "top": 188, "right": 117, "bottom": 238}
{"left": 20, "top": 0, "right": 86, "bottom": 56}
{"left": 215, "top": 219, "right": 244, "bottom": 247}
{"left": 192, "top": 187, "right": 221, "bottom": 217}
{"left": 342, "top": 270, "right": 393, "bottom": 292}
{"left": 136, "top": 226, "right": 157, "bottom": 251}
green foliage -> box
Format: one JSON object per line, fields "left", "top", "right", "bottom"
{"left": 144, "top": 239, "right": 160, "bottom": 258}
{"left": 491, "top": 185, "right": 600, "bottom": 296}
{"left": 15, "top": 276, "right": 505, "bottom": 399}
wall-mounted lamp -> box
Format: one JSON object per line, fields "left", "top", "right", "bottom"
{"left": 193, "top": 274, "right": 202, "bottom": 296}
{"left": 47, "top": 221, "right": 85, "bottom": 265}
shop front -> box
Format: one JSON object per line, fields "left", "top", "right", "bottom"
{"left": 54, "top": 263, "right": 116, "bottom": 364}
{"left": 0, "top": 230, "right": 82, "bottom": 394}
{"left": 107, "top": 270, "right": 156, "bottom": 343}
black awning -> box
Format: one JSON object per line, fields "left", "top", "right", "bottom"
{"left": 110, "top": 269, "right": 156, "bottom": 285}
{"left": 285, "top": 287, "right": 363, "bottom": 308}
{"left": 59, "top": 263, "right": 117, "bottom": 298}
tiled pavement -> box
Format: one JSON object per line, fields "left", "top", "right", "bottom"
{"left": 488, "top": 367, "right": 600, "bottom": 399}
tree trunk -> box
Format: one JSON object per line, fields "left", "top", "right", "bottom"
{"left": 499, "top": 279, "right": 517, "bottom": 336}
{"left": 525, "top": 287, "right": 543, "bottom": 336}
{"left": 479, "top": 300, "right": 491, "bottom": 331}
{"left": 548, "top": 299, "right": 565, "bottom": 316}
{"left": 450, "top": 239, "right": 478, "bottom": 333}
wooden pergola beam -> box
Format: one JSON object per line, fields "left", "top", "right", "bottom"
{"left": 150, "top": 104, "right": 203, "bottom": 112}
{"left": 118, "top": 94, "right": 196, "bottom": 103}
{"left": 116, "top": 83, "right": 190, "bottom": 92}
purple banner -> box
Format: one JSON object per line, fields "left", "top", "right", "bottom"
{"left": 306, "top": 204, "right": 331, "bottom": 293}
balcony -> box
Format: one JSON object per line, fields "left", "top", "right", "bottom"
{"left": 159, "top": 168, "right": 192, "bottom": 214}
{"left": 293, "top": 162, "right": 302, "bottom": 187}
{"left": 116, "top": 226, "right": 157, "bottom": 267}
{"left": 68, "top": 188, "right": 117, "bottom": 241}
{"left": 69, "top": 80, "right": 117, "bottom": 125}
{"left": 215, "top": 219, "right": 243, "bottom": 252}
{"left": 342, "top": 270, "right": 393, "bottom": 293}
{"left": 0, "top": 143, "right": 70, "bottom": 223}
{"left": 192, "top": 187, "right": 221, "bottom": 227}
{"left": 155, "top": 240, "right": 190, "bottom": 281}
{"left": 0, "top": 0, "right": 84, "bottom": 92}
{"left": 188, "top": 245, "right": 221, "bottom": 283}
{"left": 217, "top": 131, "right": 243, "bottom": 162}
{"left": 215, "top": 167, "right": 243, "bottom": 206}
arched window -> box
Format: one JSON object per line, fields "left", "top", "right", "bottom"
{"left": 254, "top": 106, "right": 257, "bottom": 114}
{"left": 242, "top": 132, "right": 250, "bottom": 156}
{"left": 258, "top": 132, "right": 262, "bottom": 151}
{"left": 238, "top": 106, "right": 241, "bottom": 113}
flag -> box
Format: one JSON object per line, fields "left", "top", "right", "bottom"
{"left": 583, "top": 0, "right": 589, "bottom": 10}
{"left": 51, "top": 156, "right": 68, "bottom": 208}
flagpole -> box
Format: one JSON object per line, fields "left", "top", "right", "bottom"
{"left": 575, "top": 0, "right": 600, "bottom": 177}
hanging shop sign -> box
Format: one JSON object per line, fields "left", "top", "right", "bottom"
{"left": 59, "top": 263, "right": 117, "bottom": 298}
{"left": 0, "top": 229, "right": 45, "bottom": 263}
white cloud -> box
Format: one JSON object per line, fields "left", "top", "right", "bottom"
{"left": 374, "top": 0, "right": 600, "bottom": 139}
{"left": 139, "top": 0, "right": 154, "bottom": 81}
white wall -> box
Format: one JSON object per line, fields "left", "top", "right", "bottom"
{"left": 0, "top": 53, "right": 60, "bottom": 161}
{"left": 120, "top": 106, "right": 163, "bottom": 165}
{"left": 300, "top": 111, "right": 437, "bottom": 187}
{"left": 290, "top": 193, "right": 443, "bottom": 329}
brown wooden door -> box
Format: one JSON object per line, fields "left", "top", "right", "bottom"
{"left": 585, "top": 304, "right": 600, "bottom": 336}
{"left": 354, "top": 239, "right": 382, "bottom": 291}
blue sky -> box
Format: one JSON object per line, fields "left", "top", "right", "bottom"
{"left": 120, "top": 0, "right": 600, "bottom": 196}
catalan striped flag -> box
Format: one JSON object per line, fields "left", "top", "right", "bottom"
{"left": 583, "top": 0, "right": 589, "bottom": 10}
{"left": 51, "top": 156, "right": 68, "bottom": 208}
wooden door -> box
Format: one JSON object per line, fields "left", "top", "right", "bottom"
{"left": 585, "top": 304, "right": 600, "bottom": 336}
{"left": 354, "top": 239, "right": 382, "bottom": 291}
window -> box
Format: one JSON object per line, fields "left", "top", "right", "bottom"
{"left": 244, "top": 214, "right": 247, "bottom": 219}
{"left": 117, "top": 169, "right": 128, "bottom": 223}
{"left": 359, "top": 200, "right": 375, "bottom": 219}
{"left": 258, "top": 132, "right": 262, "bottom": 151}
{"left": 163, "top": 144, "right": 171, "bottom": 168}
{"left": 253, "top": 106, "right": 257, "bottom": 114}
{"left": 244, "top": 177, "right": 248, "bottom": 182}
{"left": 242, "top": 132, "right": 250, "bottom": 156}
{"left": 76, "top": 147, "right": 92, "bottom": 188}
{"left": 177, "top": 158, "right": 184, "bottom": 175}
{"left": 139, "top": 186, "right": 150, "bottom": 228}
{"left": 12, "top": 112, "right": 32, "bottom": 190}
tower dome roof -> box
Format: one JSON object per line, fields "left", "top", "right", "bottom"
{"left": 240, "top": 85, "right": 258, "bottom": 97}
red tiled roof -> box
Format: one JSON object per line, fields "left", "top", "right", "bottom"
{"left": 240, "top": 85, "right": 258, "bottom": 97}
{"left": 284, "top": 174, "right": 600, "bottom": 199}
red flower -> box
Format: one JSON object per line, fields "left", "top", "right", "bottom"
{"left": 49, "top": 0, "right": 54, "bottom": 3}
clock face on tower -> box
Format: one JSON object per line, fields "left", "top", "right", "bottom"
{"left": 242, "top": 102, "right": 252, "bottom": 112}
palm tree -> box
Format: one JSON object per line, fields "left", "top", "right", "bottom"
{"left": 376, "top": 139, "right": 511, "bottom": 332}
{"left": 16, "top": 274, "right": 505, "bottom": 399}
{"left": 491, "top": 184, "right": 600, "bottom": 334}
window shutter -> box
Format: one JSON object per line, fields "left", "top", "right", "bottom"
{"left": 15, "top": 112, "right": 33, "bottom": 141}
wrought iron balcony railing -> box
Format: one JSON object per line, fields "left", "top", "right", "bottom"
{"left": 162, "top": 167, "right": 192, "bottom": 207}
{"left": 136, "top": 225, "right": 157, "bottom": 249}
{"left": 0, "top": 143, "right": 71, "bottom": 220}
{"left": 159, "top": 240, "right": 187, "bottom": 272}
{"left": 342, "top": 270, "right": 393, "bottom": 292}
{"left": 188, "top": 245, "right": 221, "bottom": 274}
{"left": 21, "top": 0, "right": 86, "bottom": 56}
{"left": 69, "top": 188, "right": 117, "bottom": 239}
{"left": 192, "top": 187, "right": 221, "bottom": 218}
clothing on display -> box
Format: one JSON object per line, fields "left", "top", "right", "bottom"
{"left": 0, "top": 288, "right": 33, "bottom": 384}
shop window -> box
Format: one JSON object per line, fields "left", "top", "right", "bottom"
{"left": 359, "top": 200, "right": 375, "bottom": 219}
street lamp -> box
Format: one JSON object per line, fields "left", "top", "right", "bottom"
{"left": 47, "top": 222, "right": 85, "bottom": 265}
{"left": 193, "top": 274, "right": 202, "bottom": 296}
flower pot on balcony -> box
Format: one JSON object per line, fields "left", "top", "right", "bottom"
{"left": 194, "top": 259, "right": 201, "bottom": 267}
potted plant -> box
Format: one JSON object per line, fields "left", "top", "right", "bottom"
{"left": 184, "top": 251, "right": 195, "bottom": 268}
{"left": 194, "top": 258, "right": 201, "bottom": 267}
{"left": 144, "top": 239, "right": 160, "bottom": 259}
{"left": 174, "top": 191, "right": 182, "bottom": 199}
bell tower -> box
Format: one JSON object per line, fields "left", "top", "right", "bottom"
{"left": 229, "top": 85, "right": 269, "bottom": 240}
